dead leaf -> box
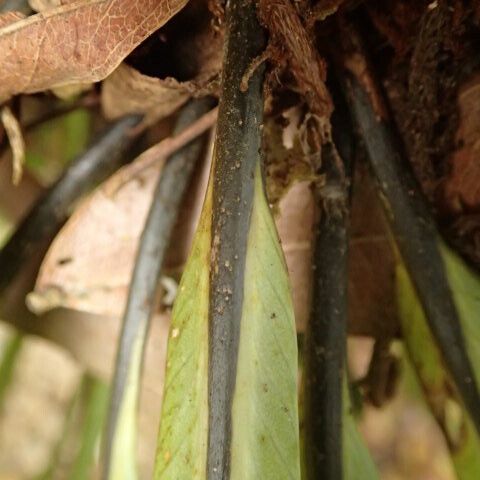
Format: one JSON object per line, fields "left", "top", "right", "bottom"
{"left": 27, "top": 110, "right": 219, "bottom": 317}
{"left": 28, "top": 1, "right": 96, "bottom": 99}
{"left": 27, "top": 161, "right": 163, "bottom": 317}
{"left": 275, "top": 180, "right": 314, "bottom": 332}
{"left": 102, "top": 63, "right": 217, "bottom": 127}
{"left": 348, "top": 161, "right": 397, "bottom": 337}
{"left": 1, "top": 106, "right": 25, "bottom": 185}
{"left": 101, "top": 2, "right": 223, "bottom": 126}
{"left": 102, "top": 64, "right": 190, "bottom": 125}
{"left": 0, "top": 0, "right": 189, "bottom": 103}
{"left": 102, "top": 63, "right": 208, "bottom": 125}
{"left": 275, "top": 161, "right": 398, "bottom": 338}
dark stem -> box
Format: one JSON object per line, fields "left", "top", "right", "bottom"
{"left": 335, "top": 20, "right": 480, "bottom": 434}
{"left": 207, "top": 0, "right": 265, "bottom": 478}
{"left": 0, "top": 115, "right": 142, "bottom": 294}
{"left": 102, "top": 98, "right": 212, "bottom": 479}
{"left": 303, "top": 79, "right": 355, "bottom": 480}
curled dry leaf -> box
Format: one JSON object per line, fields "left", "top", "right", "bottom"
{"left": 28, "top": 117, "right": 217, "bottom": 318}
{"left": 101, "top": 4, "right": 223, "bottom": 126}
{"left": 102, "top": 64, "right": 194, "bottom": 127}
{"left": 27, "top": 161, "right": 164, "bottom": 317}
{"left": 0, "top": 0, "right": 189, "bottom": 103}
{"left": 27, "top": 129, "right": 214, "bottom": 317}
{"left": 102, "top": 63, "right": 220, "bottom": 127}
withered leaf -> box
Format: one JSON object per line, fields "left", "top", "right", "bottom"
{"left": 0, "top": 0, "right": 188, "bottom": 103}
{"left": 101, "top": 10, "right": 222, "bottom": 127}
{"left": 28, "top": 161, "right": 164, "bottom": 317}
{"left": 275, "top": 180, "right": 314, "bottom": 332}
{"left": 102, "top": 63, "right": 218, "bottom": 127}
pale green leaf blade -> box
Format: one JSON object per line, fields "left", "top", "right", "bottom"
{"left": 440, "top": 243, "right": 480, "bottom": 382}
{"left": 107, "top": 327, "right": 146, "bottom": 480}
{"left": 230, "top": 164, "right": 301, "bottom": 480}
{"left": 153, "top": 184, "right": 211, "bottom": 479}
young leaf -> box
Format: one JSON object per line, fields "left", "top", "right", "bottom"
{"left": 105, "top": 328, "right": 147, "bottom": 480}
{"left": 155, "top": 163, "right": 301, "bottom": 479}
{"left": 70, "top": 375, "right": 109, "bottom": 480}
{"left": 441, "top": 243, "right": 480, "bottom": 380}
{"left": 229, "top": 164, "right": 300, "bottom": 479}
{"left": 154, "top": 178, "right": 212, "bottom": 479}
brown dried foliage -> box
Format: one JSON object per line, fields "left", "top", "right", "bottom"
{"left": 0, "top": 0, "right": 189, "bottom": 102}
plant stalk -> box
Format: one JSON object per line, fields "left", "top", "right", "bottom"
{"left": 303, "top": 78, "right": 355, "bottom": 480}
{"left": 207, "top": 0, "right": 265, "bottom": 477}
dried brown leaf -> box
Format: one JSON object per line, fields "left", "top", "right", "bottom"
{"left": 0, "top": 0, "right": 188, "bottom": 103}
{"left": 101, "top": 7, "right": 223, "bottom": 126}
{"left": 102, "top": 63, "right": 219, "bottom": 127}
{"left": 348, "top": 162, "right": 397, "bottom": 337}
{"left": 27, "top": 161, "right": 164, "bottom": 317}
{"left": 102, "top": 64, "right": 190, "bottom": 126}
{"left": 27, "top": 125, "right": 216, "bottom": 317}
